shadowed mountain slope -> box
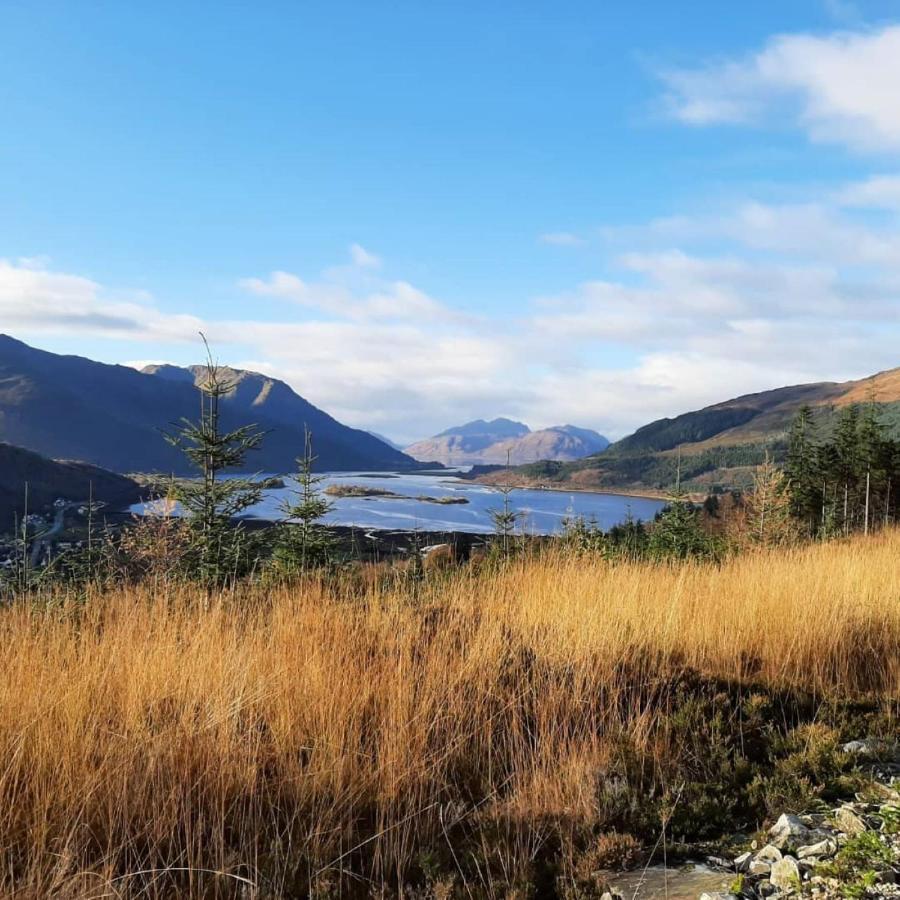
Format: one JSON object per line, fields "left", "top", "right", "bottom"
{"left": 0, "top": 442, "right": 141, "bottom": 527}
{"left": 0, "top": 336, "right": 420, "bottom": 474}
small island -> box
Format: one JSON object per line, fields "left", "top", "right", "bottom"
{"left": 324, "top": 484, "right": 469, "bottom": 504}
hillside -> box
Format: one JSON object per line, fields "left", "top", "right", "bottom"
{"left": 405, "top": 419, "right": 609, "bottom": 465}
{"left": 0, "top": 336, "right": 422, "bottom": 474}
{"left": 483, "top": 367, "right": 900, "bottom": 494}
{"left": 0, "top": 443, "right": 141, "bottom": 528}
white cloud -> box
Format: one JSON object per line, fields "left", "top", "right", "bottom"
{"left": 661, "top": 24, "right": 900, "bottom": 152}
{"left": 239, "top": 267, "right": 459, "bottom": 323}
{"left": 0, "top": 259, "right": 203, "bottom": 341}
{"left": 539, "top": 232, "right": 586, "bottom": 247}
{"left": 5, "top": 175, "right": 900, "bottom": 444}
{"left": 349, "top": 243, "right": 381, "bottom": 268}
{"left": 837, "top": 174, "right": 900, "bottom": 209}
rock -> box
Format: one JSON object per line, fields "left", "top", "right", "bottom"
{"left": 797, "top": 837, "right": 838, "bottom": 859}
{"left": 749, "top": 859, "right": 772, "bottom": 876}
{"left": 844, "top": 739, "right": 877, "bottom": 755}
{"left": 755, "top": 844, "right": 784, "bottom": 864}
{"left": 734, "top": 851, "right": 752, "bottom": 871}
{"left": 834, "top": 805, "right": 867, "bottom": 835}
{"left": 769, "top": 813, "right": 812, "bottom": 849}
{"left": 699, "top": 894, "right": 739, "bottom": 900}
{"left": 599, "top": 893, "right": 622, "bottom": 900}
{"left": 770, "top": 855, "right": 801, "bottom": 892}
{"left": 869, "top": 782, "right": 900, "bottom": 803}
{"left": 842, "top": 738, "right": 896, "bottom": 760}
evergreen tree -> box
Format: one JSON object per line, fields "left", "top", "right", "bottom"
{"left": 164, "top": 340, "right": 268, "bottom": 587}
{"left": 784, "top": 405, "right": 819, "bottom": 535}
{"left": 606, "top": 512, "right": 648, "bottom": 560}
{"left": 857, "top": 396, "right": 887, "bottom": 534}
{"left": 647, "top": 494, "right": 715, "bottom": 561}
{"left": 783, "top": 399, "right": 900, "bottom": 537}
{"left": 488, "top": 451, "right": 522, "bottom": 557}
{"left": 832, "top": 404, "right": 861, "bottom": 534}
{"left": 272, "top": 429, "right": 335, "bottom": 576}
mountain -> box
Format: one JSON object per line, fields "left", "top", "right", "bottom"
{"left": 0, "top": 442, "right": 141, "bottom": 527}
{"left": 0, "top": 335, "right": 422, "bottom": 474}
{"left": 494, "top": 368, "right": 900, "bottom": 494}
{"left": 435, "top": 418, "right": 530, "bottom": 441}
{"left": 405, "top": 418, "right": 609, "bottom": 465}
{"left": 366, "top": 431, "right": 406, "bottom": 452}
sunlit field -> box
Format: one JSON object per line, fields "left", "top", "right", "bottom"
{"left": 1, "top": 531, "right": 898, "bottom": 898}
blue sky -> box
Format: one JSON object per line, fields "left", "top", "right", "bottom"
{"left": 2, "top": 1, "right": 900, "bottom": 441}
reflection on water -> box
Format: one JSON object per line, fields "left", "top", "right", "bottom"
{"left": 134, "top": 471, "right": 665, "bottom": 536}
{"left": 258, "top": 470, "right": 662, "bottom": 535}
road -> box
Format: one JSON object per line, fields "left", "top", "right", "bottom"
{"left": 29, "top": 502, "right": 80, "bottom": 568}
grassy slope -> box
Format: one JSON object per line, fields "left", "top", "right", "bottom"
{"left": 1, "top": 532, "right": 898, "bottom": 896}
{"left": 512, "top": 368, "right": 900, "bottom": 493}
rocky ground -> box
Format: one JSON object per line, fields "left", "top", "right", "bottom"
{"left": 601, "top": 739, "right": 900, "bottom": 900}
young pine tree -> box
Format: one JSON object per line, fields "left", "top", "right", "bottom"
{"left": 272, "top": 429, "right": 335, "bottom": 576}
{"left": 164, "top": 340, "right": 268, "bottom": 587}
{"left": 647, "top": 495, "right": 714, "bottom": 561}
{"left": 488, "top": 450, "right": 522, "bottom": 557}
{"left": 744, "top": 453, "right": 795, "bottom": 548}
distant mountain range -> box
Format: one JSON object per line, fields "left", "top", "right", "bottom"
{"left": 405, "top": 418, "right": 610, "bottom": 465}
{"left": 490, "top": 368, "right": 900, "bottom": 494}
{"left": 0, "top": 442, "right": 141, "bottom": 525}
{"left": 0, "top": 336, "right": 422, "bottom": 475}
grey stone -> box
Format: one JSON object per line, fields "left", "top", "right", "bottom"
{"left": 797, "top": 838, "right": 838, "bottom": 860}
{"left": 769, "top": 813, "right": 812, "bottom": 849}
{"left": 734, "top": 851, "right": 752, "bottom": 870}
{"left": 834, "top": 805, "right": 867, "bottom": 835}
{"left": 755, "top": 843, "right": 784, "bottom": 864}
{"left": 749, "top": 859, "right": 772, "bottom": 876}
{"left": 770, "top": 855, "right": 801, "bottom": 892}
{"left": 699, "top": 894, "right": 739, "bottom": 900}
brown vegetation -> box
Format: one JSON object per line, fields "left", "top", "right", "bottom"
{"left": 0, "top": 532, "right": 898, "bottom": 897}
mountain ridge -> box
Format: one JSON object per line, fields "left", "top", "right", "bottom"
{"left": 405, "top": 419, "right": 609, "bottom": 466}
{"left": 0, "top": 336, "right": 421, "bottom": 474}
{"left": 487, "top": 367, "right": 900, "bottom": 493}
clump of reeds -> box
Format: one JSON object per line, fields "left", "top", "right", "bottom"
{"left": 0, "top": 530, "right": 897, "bottom": 897}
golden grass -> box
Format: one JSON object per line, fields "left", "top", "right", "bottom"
{"left": 0, "top": 531, "right": 899, "bottom": 897}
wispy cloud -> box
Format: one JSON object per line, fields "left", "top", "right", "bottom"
{"left": 659, "top": 24, "right": 900, "bottom": 152}
{"left": 349, "top": 243, "right": 381, "bottom": 268}
{"left": 6, "top": 175, "right": 900, "bottom": 442}
{"left": 539, "top": 232, "right": 586, "bottom": 247}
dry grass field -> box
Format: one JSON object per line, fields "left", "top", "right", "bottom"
{"left": 0, "top": 531, "right": 898, "bottom": 898}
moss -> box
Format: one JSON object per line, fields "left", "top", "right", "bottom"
{"left": 816, "top": 832, "right": 894, "bottom": 896}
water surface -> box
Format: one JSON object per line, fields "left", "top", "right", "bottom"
{"left": 245, "top": 470, "right": 664, "bottom": 535}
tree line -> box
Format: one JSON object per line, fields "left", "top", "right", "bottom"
{"left": 785, "top": 401, "right": 900, "bottom": 537}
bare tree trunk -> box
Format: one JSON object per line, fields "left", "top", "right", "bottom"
{"left": 864, "top": 467, "right": 870, "bottom": 536}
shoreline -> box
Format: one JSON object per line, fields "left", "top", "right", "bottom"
{"left": 467, "top": 474, "right": 683, "bottom": 503}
